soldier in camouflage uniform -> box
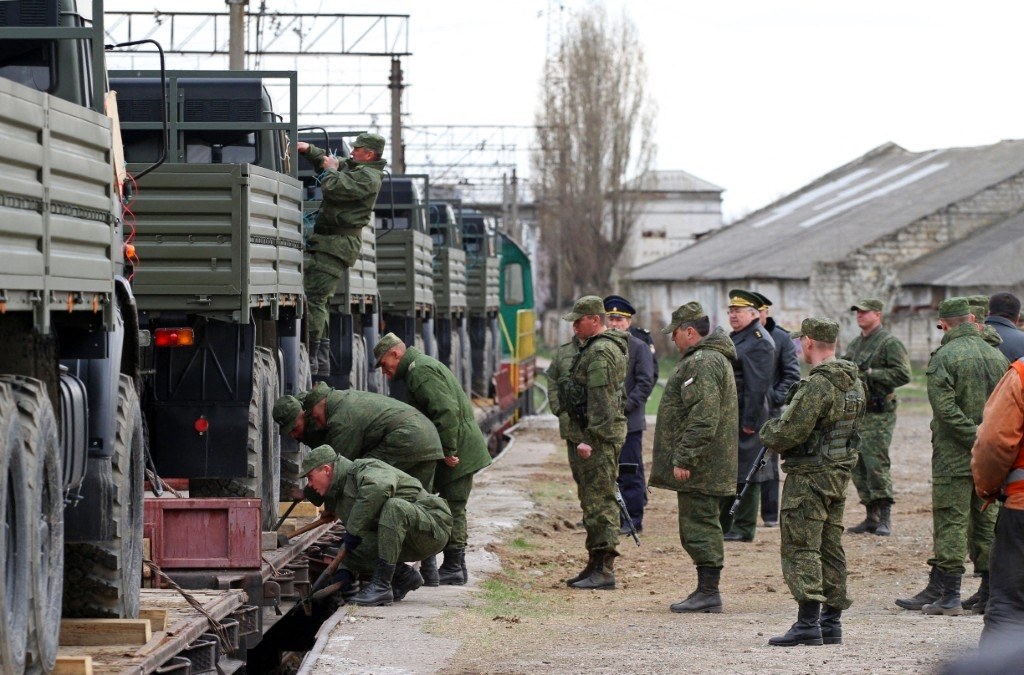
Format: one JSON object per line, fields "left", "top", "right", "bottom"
{"left": 649, "top": 302, "right": 738, "bottom": 614}
{"left": 760, "top": 318, "right": 865, "bottom": 647}
{"left": 547, "top": 296, "right": 629, "bottom": 590}
{"left": 842, "top": 298, "right": 911, "bottom": 536}
{"left": 300, "top": 445, "right": 452, "bottom": 607}
{"left": 374, "top": 332, "right": 492, "bottom": 586}
{"left": 896, "top": 297, "right": 1007, "bottom": 615}
{"left": 297, "top": 133, "right": 387, "bottom": 377}
{"left": 272, "top": 383, "right": 443, "bottom": 492}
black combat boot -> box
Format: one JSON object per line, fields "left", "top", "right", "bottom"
{"left": 438, "top": 548, "right": 466, "bottom": 585}
{"left": 316, "top": 338, "right": 331, "bottom": 377}
{"left": 352, "top": 558, "right": 396, "bottom": 606}
{"left": 419, "top": 555, "right": 440, "bottom": 587}
{"left": 570, "top": 551, "right": 616, "bottom": 590}
{"left": 874, "top": 501, "right": 892, "bottom": 537}
{"left": 895, "top": 566, "right": 942, "bottom": 610}
{"left": 460, "top": 548, "right": 469, "bottom": 583}
{"left": 820, "top": 605, "right": 843, "bottom": 644}
{"left": 962, "top": 572, "right": 989, "bottom": 614}
{"left": 847, "top": 502, "right": 879, "bottom": 534}
{"left": 768, "top": 602, "right": 823, "bottom": 647}
{"left": 670, "top": 566, "right": 723, "bottom": 613}
{"left": 392, "top": 562, "right": 424, "bottom": 601}
{"left": 566, "top": 551, "right": 599, "bottom": 587}
{"left": 921, "top": 572, "right": 963, "bottom": 616}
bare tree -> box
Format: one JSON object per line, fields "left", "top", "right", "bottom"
{"left": 533, "top": 5, "right": 656, "bottom": 311}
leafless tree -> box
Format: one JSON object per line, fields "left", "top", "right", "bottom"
{"left": 533, "top": 4, "right": 656, "bottom": 311}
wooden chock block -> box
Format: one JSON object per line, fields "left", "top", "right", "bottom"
{"left": 59, "top": 619, "right": 152, "bottom": 646}
{"left": 138, "top": 608, "right": 168, "bottom": 632}
{"left": 54, "top": 656, "right": 93, "bottom": 675}
{"left": 279, "top": 501, "right": 320, "bottom": 518}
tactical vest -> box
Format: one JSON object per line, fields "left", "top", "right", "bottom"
{"left": 556, "top": 333, "right": 623, "bottom": 429}
{"left": 785, "top": 383, "right": 865, "bottom": 467}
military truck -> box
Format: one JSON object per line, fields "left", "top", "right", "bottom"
{"left": 0, "top": 0, "right": 146, "bottom": 670}
{"left": 111, "top": 70, "right": 306, "bottom": 529}
{"left": 373, "top": 175, "right": 437, "bottom": 368}
{"left": 460, "top": 206, "right": 503, "bottom": 397}
{"left": 296, "top": 128, "right": 384, "bottom": 393}
{"left": 428, "top": 201, "right": 470, "bottom": 394}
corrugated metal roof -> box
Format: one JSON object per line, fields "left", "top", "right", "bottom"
{"left": 630, "top": 140, "right": 1024, "bottom": 281}
{"left": 626, "top": 169, "right": 724, "bottom": 194}
{"left": 900, "top": 214, "right": 1024, "bottom": 286}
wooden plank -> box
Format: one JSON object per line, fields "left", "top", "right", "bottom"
{"left": 138, "top": 608, "right": 168, "bottom": 632}
{"left": 59, "top": 619, "right": 152, "bottom": 647}
{"left": 279, "top": 500, "right": 320, "bottom": 518}
{"left": 54, "top": 655, "right": 92, "bottom": 675}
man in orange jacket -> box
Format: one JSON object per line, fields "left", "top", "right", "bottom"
{"left": 971, "top": 356, "right": 1024, "bottom": 645}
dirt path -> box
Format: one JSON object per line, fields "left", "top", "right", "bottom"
{"left": 301, "top": 403, "right": 986, "bottom": 674}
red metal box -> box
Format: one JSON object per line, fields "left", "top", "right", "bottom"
{"left": 145, "top": 498, "right": 262, "bottom": 569}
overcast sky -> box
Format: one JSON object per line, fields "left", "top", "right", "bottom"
{"left": 102, "top": 0, "right": 1024, "bottom": 222}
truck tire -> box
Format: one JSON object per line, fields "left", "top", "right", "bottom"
{"left": 459, "top": 325, "right": 473, "bottom": 397}
{"left": 192, "top": 348, "right": 278, "bottom": 530}
{"left": 280, "top": 346, "right": 311, "bottom": 499}
{"left": 0, "top": 381, "right": 30, "bottom": 674}
{"left": 63, "top": 375, "right": 144, "bottom": 619}
{"left": 257, "top": 348, "right": 281, "bottom": 531}
{"left": 351, "top": 334, "right": 367, "bottom": 391}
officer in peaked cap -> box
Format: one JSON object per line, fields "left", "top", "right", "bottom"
{"left": 723, "top": 289, "right": 775, "bottom": 542}
{"left": 603, "top": 295, "right": 656, "bottom": 535}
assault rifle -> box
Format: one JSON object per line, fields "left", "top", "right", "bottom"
{"left": 729, "top": 446, "right": 769, "bottom": 516}
{"left": 616, "top": 488, "right": 641, "bottom": 546}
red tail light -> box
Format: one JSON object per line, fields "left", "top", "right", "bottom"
{"left": 154, "top": 328, "right": 195, "bottom": 348}
{"left": 194, "top": 417, "right": 209, "bottom": 435}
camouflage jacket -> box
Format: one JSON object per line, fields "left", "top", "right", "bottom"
{"left": 393, "top": 346, "right": 492, "bottom": 489}
{"left": 303, "top": 388, "right": 444, "bottom": 470}
{"left": 323, "top": 456, "right": 450, "bottom": 538}
{"left": 546, "top": 329, "right": 628, "bottom": 447}
{"left": 841, "top": 327, "right": 911, "bottom": 411}
{"left": 649, "top": 327, "right": 739, "bottom": 496}
{"left": 927, "top": 323, "right": 1009, "bottom": 476}
{"left": 760, "top": 359, "right": 865, "bottom": 475}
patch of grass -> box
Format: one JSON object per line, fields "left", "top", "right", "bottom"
{"left": 508, "top": 537, "right": 534, "bottom": 550}
{"left": 474, "top": 575, "right": 547, "bottom": 618}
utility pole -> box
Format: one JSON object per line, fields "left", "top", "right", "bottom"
{"left": 226, "top": 0, "right": 247, "bottom": 70}
{"left": 510, "top": 168, "right": 520, "bottom": 242}
{"left": 389, "top": 57, "right": 405, "bottom": 173}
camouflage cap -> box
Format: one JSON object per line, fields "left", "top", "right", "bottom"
{"left": 272, "top": 395, "right": 302, "bottom": 434}
{"left": 850, "top": 298, "right": 884, "bottom": 312}
{"left": 352, "top": 132, "right": 386, "bottom": 154}
{"left": 300, "top": 381, "right": 331, "bottom": 412}
{"left": 791, "top": 317, "right": 840, "bottom": 343}
{"left": 966, "top": 294, "right": 989, "bottom": 319}
{"left": 662, "top": 301, "right": 706, "bottom": 334}
{"left": 728, "top": 289, "right": 761, "bottom": 309}
{"left": 938, "top": 296, "right": 970, "bottom": 318}
{"left": 300, "top": 444, "right": 337, "bottom": 477}
{"left": 373, "top": 332, "right": 404, "bottom": 367}
{"left": 562, "top": 295, "right": 606, "bottom": 322}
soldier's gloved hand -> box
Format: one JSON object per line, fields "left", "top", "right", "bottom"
{"left": 342, "top": 532, "right": 363, "bottom": 552}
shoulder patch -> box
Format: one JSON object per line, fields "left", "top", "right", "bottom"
{"left": 408, "top": 361, "right": 417, "bottom": 371}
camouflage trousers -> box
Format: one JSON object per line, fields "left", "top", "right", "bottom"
{"left": 678, "top": 491, "right": 733, "bottom": 568}
{"left": 851, "top": 411, "right": 896, "bottom": 504}
{"left": 342, "top": 496, "right": 452, "bottom": 574}
{"left": 780, "top": 468, "right": 853, "bottom": 609}
{"left": 567, "top": 440, "right": 621, "bottom": 553}
{"left": 720, "top": 482, "right": 759, "bottom": 540}
{"left": 928, "top": 475, "right": 997, "bottom": 575}
{"left": 438, "top": 472, "right": 474, "bottom": 549}
{"left": 304, "top": 247, "right": 349, "bottom": 342}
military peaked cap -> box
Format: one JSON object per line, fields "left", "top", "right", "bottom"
{"left": 603, "top": 295, "right": 636, "bottom": 317}
{"left": 728, "top": 289, "right": 761, "bottom": 309}
{"left": 751, "top": 292, "right": 772, "bottom": 310}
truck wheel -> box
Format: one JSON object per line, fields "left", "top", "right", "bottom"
{"left": 257, "top": 348, "right": 281, "bottom": 531}
{"left": 0, "top": 381, "right": 30, "bottom": 674}
{"left": 63, "top": 375, "right": 144, "bottom": 619}
{"left": 281, "top": 346, "right": 311, "bottom": 499}
{"left": 352, "top": 335, "right": 367, "bottom": 391}
{"left": 459, "top": 325, "right": 473, "bottom": 397}
{"left": 192, "top": 349, "right": 277, "bottom": 529}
